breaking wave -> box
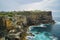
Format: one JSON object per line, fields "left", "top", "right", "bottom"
{"left": 55, "top": 21, "right": 60, "bottom": 24}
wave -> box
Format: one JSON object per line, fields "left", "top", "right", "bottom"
{"left": 55, "top": 21, "right": 60, "bottom": 24}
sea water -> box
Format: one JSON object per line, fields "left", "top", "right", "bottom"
{"left": 27, "top": 17, "right": 60, "bottom": 40}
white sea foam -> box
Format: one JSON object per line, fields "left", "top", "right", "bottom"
{"left": 55, "top": 21, "right": 60, "bottom": 24}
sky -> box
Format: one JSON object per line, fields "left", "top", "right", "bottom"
{"left": 0, "top": 0, "right": 60, "bottom": 17}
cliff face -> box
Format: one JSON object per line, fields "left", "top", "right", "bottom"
{"left": 25, "top": 11, "right": 54, "bottom": 25}
{"left": 0, "top": 11, "right": 54, "bottom": 27}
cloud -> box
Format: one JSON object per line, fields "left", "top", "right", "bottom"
{"left": 0, "top": 0, "right": 42, "bottom": 11}
{"left": 15, "top": 0, "right": 55, "bottom": 11}
{"left": 14, "top": 0, "right": 42, "bottom": 4}
{"left": 0, "top": 0, "right": 20, "bottom": 11}
{"left": 0, "top": 0, "right": 60, "bottom": 12}
{"left": 15, "top": 0, "right": 60, "bottom": 14}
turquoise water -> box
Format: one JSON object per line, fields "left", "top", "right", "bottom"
{"left": 27, "top": 17, "right": 60, "bottom": 40}
{"left": 31, "top": 32, "right": 53, "bottom": 40}
{"left": 28, "top": 24, "right": 58, "bottom": 40}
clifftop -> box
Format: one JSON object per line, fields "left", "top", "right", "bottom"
{"left": 0, "top": 11, "right": 55, "bottom": 26}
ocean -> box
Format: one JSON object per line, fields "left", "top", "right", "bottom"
{"left": 51, "top": 17, "right": 60, "bottom": 40}
{"left": 28, "top": 17, "right": 60, "bottom": 40}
